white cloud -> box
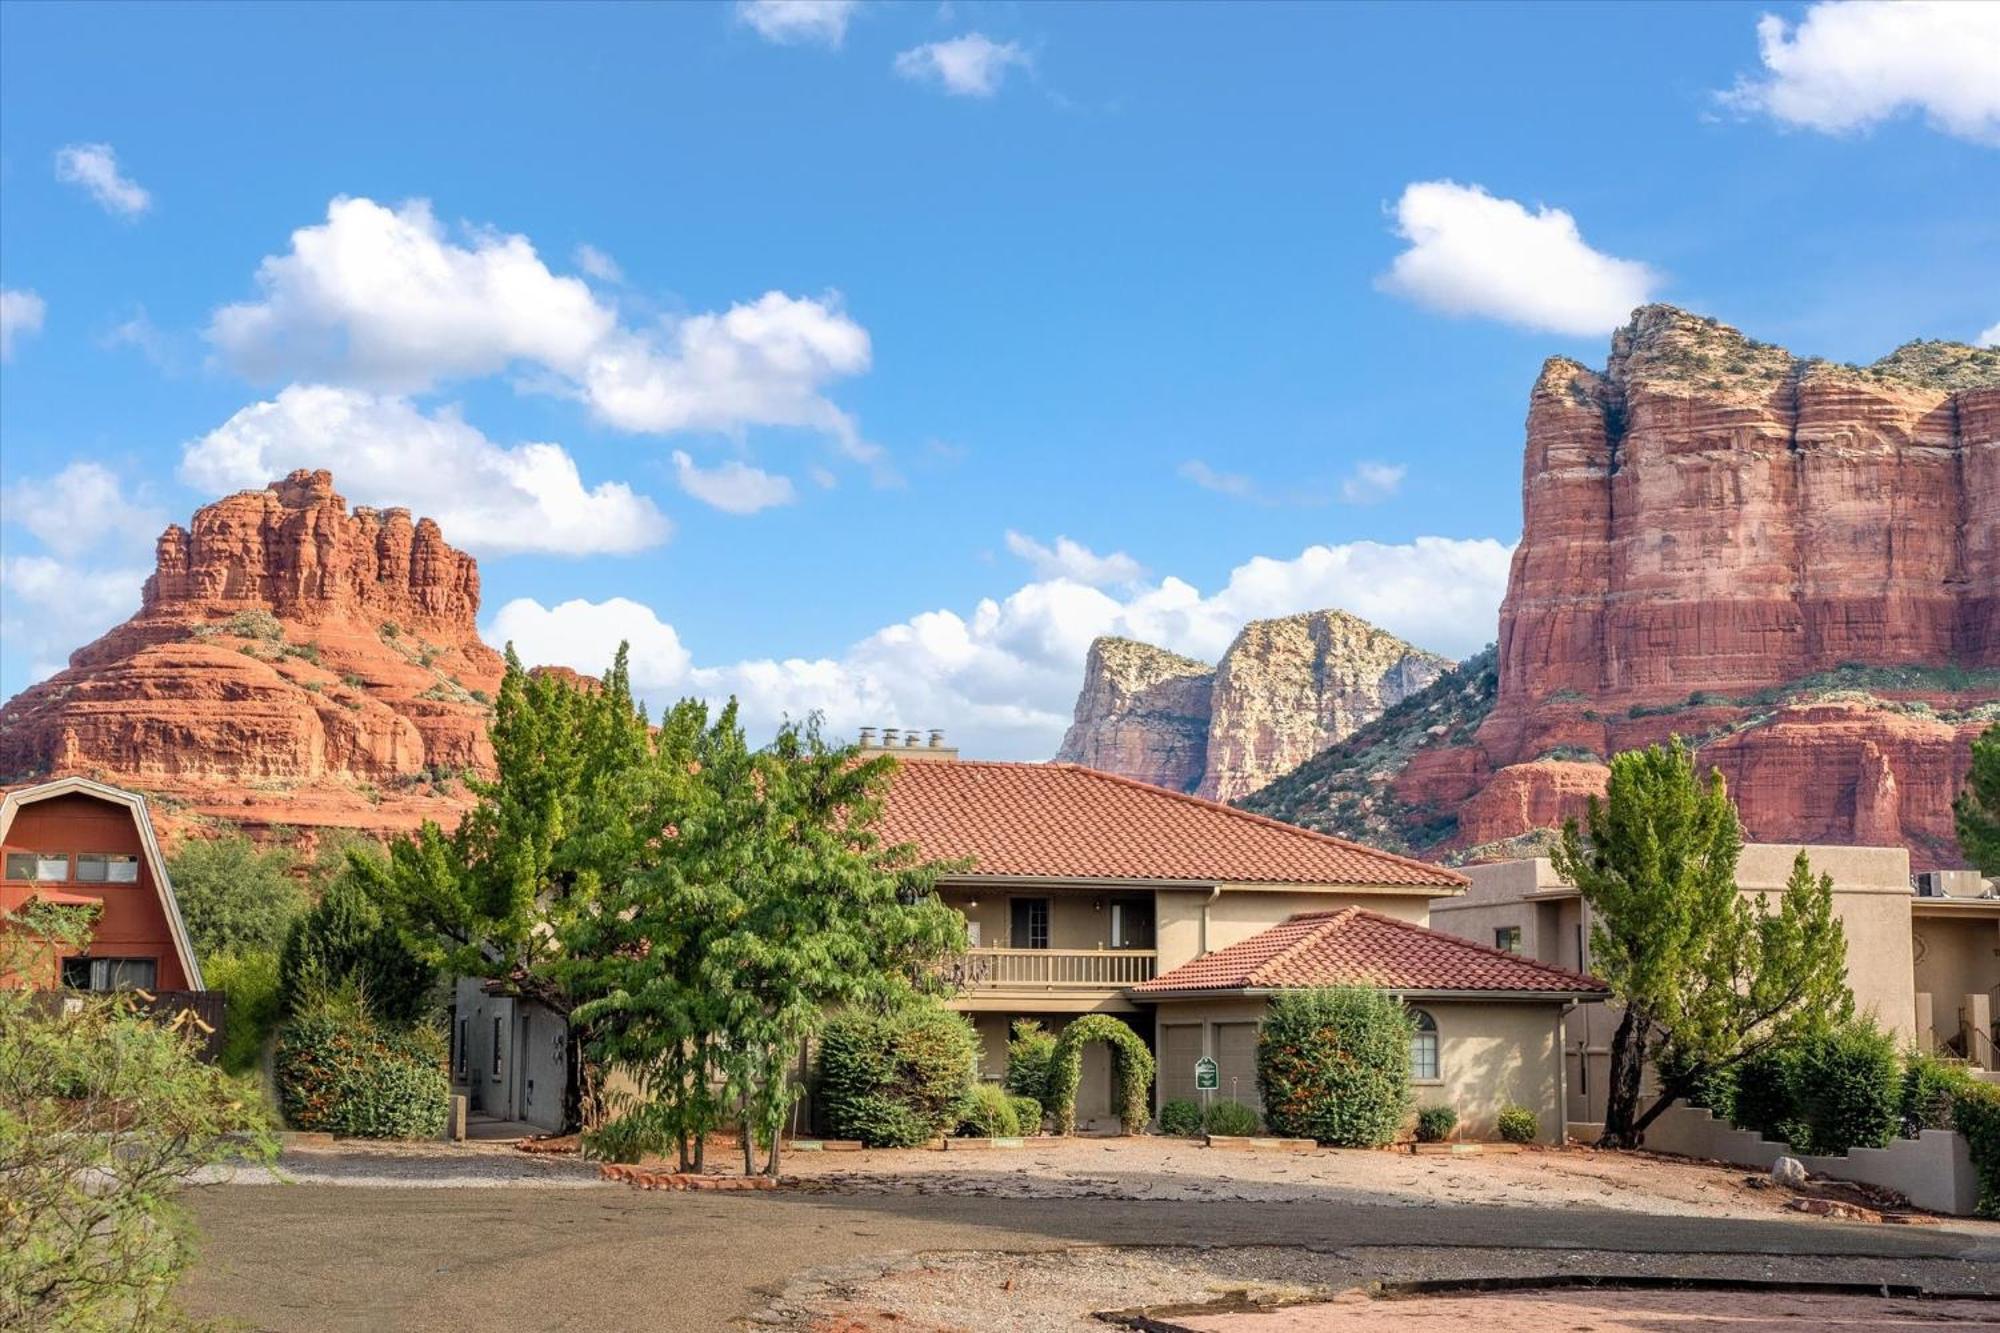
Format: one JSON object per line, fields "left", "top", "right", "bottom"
{"left": 0, "top": 289, "right": 46, "bottom": 360}
{"left": 1339, "top": 461, "right": 1406, "bottom": 505}
{"left": 736, "top": 0, "right": 859, "bottom": 47}
{"left": 1377, "top": 180, "right": 1658, "bottom": 337}
{"left": 485, "top": 534, "right": 1512, "bottom": 761}
{"left": 1178, "top": 459, "right": 1258, "bottom": 501}
{"left": 894, "top": 33, "right": 1029, "bottom": 97}
{"left": 1003, "top": 531, "right": 1144, "bottom": 587}
{"left": 672, "top": 450, "right": 798, "bottom": 515}
{"left": 572, "top": 243, "right": 623, "bottom": 283}
{"left": 1722, "top": 2, "right": 2000, "bottom": 145}
{"left": 53, "top": 143, "right": 152, "bottom": 216}
{"left": 1979, "top": 321, "right": 1999, "bottom": 349}
{"left": 207, "top": 196, "right": 875, "bottom": 456}
{"left": 0, "top": 555, "right": 148, "bottom": 685}
{"left": 180, "top": 385, "right": 671, "bottom": 557}
{"left": 102, "top": 307, "right": 176, "bottom": 371}
{"left": 0, "top": 462, "right": 166, "bottom": 562}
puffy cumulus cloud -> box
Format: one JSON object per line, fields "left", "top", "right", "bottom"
{"left": 1721, "top": 2, "right": 2000, "bottom": 145}
{"left": 1, "top": 289, "right": 47, "bottom": 360}
{"left": 1377, "top": 181, "right": 1658, "bottom": 337}
{"left": 207, "top": 197, "right": 875, "bottom": 457}
{"left": 180, "top": 385, "right": 671, "bottom": 557}
{"left": 736, "top": 0, "right": 859, "bottom": 47}
{"left": 1979, "top": 321, "right": 1999, "bottom": 349}
{"left": 672, "top": 450, "right": 798, "bottom": 514}
{"left": 484, "top": 535, "right": 1512, "bottom": 760}
{"left": 0, "top": 462, "right": 166, "bottom": 562}
{"left": 894, "top": 34, "right": 1029, "bottom": 97}
{"left": 54, "top": 143, "right": 151, "bottom": 216}
{"left": 0, "top": 555, "right": 149, "bottom": 686}
{"left": 1003, "top": 530, "right": 1144, "bottom": 587}
{"left": 1339, "top": 461, "right": 1405, "bottom": 505}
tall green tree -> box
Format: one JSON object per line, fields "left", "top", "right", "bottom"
{"left": 167, "top": 834, "right": 305, "bottom": 959}
{"left": 1956, "top": 722, "right": 2000, "bottom": 875}
{"left": 1553, "top": 740, "right": 1852, "bottom": 1147}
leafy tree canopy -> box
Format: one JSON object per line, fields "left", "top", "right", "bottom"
{"left": 168, "top": 834, "right": 306, "bottom": 960}
{"left": 1956, "top": 722, "right": 2000, "bottom": 875}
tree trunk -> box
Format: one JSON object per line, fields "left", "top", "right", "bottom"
{"left": 1596, "top": 1008, "right": 1651, "bottom": 1148}
{"left": 741, "top": 1089, "right": 755, "bottom": 1176}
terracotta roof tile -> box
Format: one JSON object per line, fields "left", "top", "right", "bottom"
{"left": 1134, "top": 908, "right": 1608, "bottom": 996}
{"left": 877, "top": 760, "right": 1466, "bottom": 889}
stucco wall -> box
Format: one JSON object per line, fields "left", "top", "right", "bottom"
{"left": 1148, "top": 994, "right": 1572, "bottom": 1142}
{"left": 1913, "top": 913, "right": 2000, "bottom": 1051}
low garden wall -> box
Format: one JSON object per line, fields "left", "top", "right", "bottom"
{"left": 1643, "top": 1103, "right": 1979, "bottom": 1216}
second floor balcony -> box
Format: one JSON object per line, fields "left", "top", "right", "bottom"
{"left": 945, "top": 946, "right": 1158, "bottom": 992}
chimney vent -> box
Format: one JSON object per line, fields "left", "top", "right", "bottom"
{"left": 928, "top": 729, "right": 945, "bottom": 748}
{"left": 904, "top": 731, "right": 922, "bottom": 747}
{"left": 858, "top": 726, "right": 877, "bottom": 748}
{"left": 880, "top": 727, "right": 900, "bottom": 748}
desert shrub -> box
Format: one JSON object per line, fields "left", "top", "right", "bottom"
{"left": 1004, "top": 1019, "right": 1058, "bottom": 1107}
{"left": 1202, "top": 1098, "right": 1261, "bottom": 1136}
{"left": 169, "top": 833, "right": 305, "bottom": 958}
{"left": 204, "top": 946, "right": 283, "bottom": 1077}
{"left": 1257, "top": 987, "right": 1413, "bottom": 1147}
{"left": 1157, "top": 1097, "right": 1204, "bottom": 1137}
{"left": 815, "top": 1003, "right": 977, "bottom": 1148}
{"left": 1496, "top": 1105, "right": 1540, "bottom": 1144}
{"left": 273, "top": 989, "right": 447, "bottom": 1138}
{"left": 1951, "top": 1082, "right": 2000, "bottom": 1219}
{"left": 1901, "top": 1052, "right": 1977, "bottom": 1138}
{"left": 1790, "top": 1021, "right": 1900, "bottom": 1156}
{"left": 1047, "top": 1014, "right": 1156, "bottom": 1135}
{"left": 1007, "top": 1095, "right": 1044, "bottom": 1135}
{"left": 1728, "top": 1045, "right": 1801, "bottom": 1143}
{"left": 278, "top": 871, "right": 434, "bottom": 1026}
{"left": 1415, "top": 1105, "right": 1458, "bottom": 1143}
{"left": 219, "top": 608, "right": 283, "bottom": 641}
{"left": 956, "top": 1082, "right": 1020, "bottom": 1138}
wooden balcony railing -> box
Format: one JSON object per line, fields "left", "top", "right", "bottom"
{"left": 944, "top": 947, "right": 1157, "bottom": 990}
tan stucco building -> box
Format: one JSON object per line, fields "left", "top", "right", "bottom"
{"left": 1431, "top": 846, "right": 2000, "bottom": 1127}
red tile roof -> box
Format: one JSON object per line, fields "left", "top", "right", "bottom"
{"left": 1134, "top": 908, "right": 1608, "bottom": 996}
{"left": 876, "top": 760, "right": 1466, "bottom": 889}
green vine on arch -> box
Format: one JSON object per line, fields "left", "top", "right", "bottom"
{"left": 1047, "top": 1014, "right": 1156, "bottom": 1135}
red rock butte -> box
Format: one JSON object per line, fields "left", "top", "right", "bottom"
{"left": 0, "top": 469, "right": 507, "bottom": 842}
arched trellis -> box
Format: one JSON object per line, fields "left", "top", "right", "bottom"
{"left": 1047, "top": 1014, "right": 1155, "bottom": 1135}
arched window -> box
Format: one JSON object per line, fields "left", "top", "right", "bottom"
{"left": 1409, "top": 1008, "right": 1439, "bottom": 1081}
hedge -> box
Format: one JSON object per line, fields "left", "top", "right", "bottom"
{"left": 1157, "top": 1098, "right": 1203, "bottom": 1137}
{"left": 1496, "top": 1105, "right": 1539, "bottom": 1144}
{"left": 1727, "top": 1022, "right": 1899, "bottom": 1157}
{"left": 1415, "top": 1105, "right": 1458, "bottom": 1143}
{"left": 274, "top": 998, "right": 448, "bottom": 1139}
{"left": 1004, "top": 1020, "right": 1058, "bottom": 1108}
{"left": 1008, "top": 1095, "right": 1044, "bottom": 1135}
{"left": 1257, "top": 987, "right": 1413, "bottom": 1147}
{"left": 1901, "top": 1053, "right": 1977, "bottom": 1138}
{"left": 1953, "top": 1082, "right": 2000, "bottom": 1219}
{"left": 815, "top": 1003, "right": 977, "bottom": 1147}
{"left": 957, "top": 1083, "right": 1019, "bottom": 1138}
{"left": 1046, "top": 1014, "right": 1155, "bottom": 1135}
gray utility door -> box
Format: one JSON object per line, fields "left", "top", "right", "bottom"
{"left": 517, "top": 1004, "right": 568, "bottom": 1133}
{"left": 1076, "top": 1040, "right": 1114, "bottom": 1127}
{"left": 484, "top": 997, "right": 518, "bottom": 1121}
{"left": 1214, "top": 1022, "right": 1261, "bottom": 1112}
{"left": 1159, "top": 1024, "right": 1203, "bottom": 1107}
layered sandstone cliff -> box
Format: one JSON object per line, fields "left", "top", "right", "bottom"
{"left": 0, "top": 470, "right": 504, "bottom": 838}
{"left": 1242, "top": 308, "right": 1998, "bottom": 869}
{"left": 1054, "top": 611, "right": 1448, "bottom": 801}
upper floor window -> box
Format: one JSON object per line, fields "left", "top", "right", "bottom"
{"left": 1109, "top": 896, "right": 1155, "bottom": 950}
{"left": 75, "top": 853, "right": 140, "bottom": 884}
{"left": 5, "top": 851, "right": 71, "bottom": 881}
{"left": 1494, "top": 926, "right": 1523, "bottom": 954}
{"left": 61, "top": 957, "right": 157, "bottom": 991}
{"left": 1409, "top": 1008, "right": 1440, "bottom": 1081}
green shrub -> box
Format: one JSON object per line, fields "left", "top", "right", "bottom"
{"left": 204, "top": 947, "right": 282, "bottom": 1077}
{"left": 1901, "top": 1052, "right": 1977, "bottom": 1138}
{"left": 274, "top": 991, "right": 448, "bottom": 1138}
{"left": 1047, "top": 1014, "right": 1155, "bottom": 1135}
{"left": 169, "top": 834, "right": 305, "bottom": 958}
{"left": 1496, "top": 1105, "right": 1540, "bottom": 1144}
{"left": 1203, "top": 1098, "right": 1261, "bottom": 1136}
{"left": 1158, "top": 1097, "right": 1204, "bottom": 1137}
{"left": 1415, "top": 1105, "right": 1458, "bottom": 1143}
{"left": 1729, "top": 1045, "right": 1803, "bottom": 1144}
{"left": 1951, "top": 1082, "right": 2000, "bottom": 1219}
{"left": 1007, "top": 1095, "right": 1044, "bottom": 1135}
{"left": 956, "top": 1082, "right": 1020, "bottom": 1138}
{"left": 1257, "top": 987, "right": 1413, "bottom": 1147}
{"left": 815, "top": 1003, "right": 977, "bottom": 1147}
{"left": 278, "top": 870, "right": 434, "bottom": 1026}
{"left": 1790, "top": 1021, "right": 1899, "bottom": 1156}
{"left": 1004, "top": 1019, "right": 1058, "bottom": 1107}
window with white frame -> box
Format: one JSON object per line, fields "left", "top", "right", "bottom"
{"left": 74, "top": 853, "right": 141, "bottom": 884}
{"left": 1409, "top": 1008, "right": 1440, "bottom": 1081}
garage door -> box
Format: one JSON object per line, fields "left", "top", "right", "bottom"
{"left": 1160, "top": 1024, "right": 1203, "bottom": 1105}
{"left": 1213, "top": 1022, "right": 1261, "bottom": 1112}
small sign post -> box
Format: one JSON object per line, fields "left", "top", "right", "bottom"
{"left": 1195, "top": 1055, "right": 1219, "bottom": 1092}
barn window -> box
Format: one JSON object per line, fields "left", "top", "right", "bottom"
{"left": 75, "top": 853, "right": 140, "bottom": 884}
{"left": 1409, "top": 1008, "right": 1440, "bottom": 1081}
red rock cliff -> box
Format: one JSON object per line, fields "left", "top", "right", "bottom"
{"left": 0, "top": 470, "right": 506, "bottom": 839}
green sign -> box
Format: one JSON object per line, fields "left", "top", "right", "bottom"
{"left": 1195, "top": 1056, "right": 1219, "bottom": 1091}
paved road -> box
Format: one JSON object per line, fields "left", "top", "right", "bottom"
{"left": 183, "top": 1181, "right": 2000, "bottom": 1331}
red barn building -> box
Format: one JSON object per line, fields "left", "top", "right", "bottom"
{"left": 1, "top": 777, "right": 203, "bottom": 993}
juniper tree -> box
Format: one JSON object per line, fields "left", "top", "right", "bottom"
{"left": 1956, "top": 723, "right": 2000, "bottom": 875}
{"left": 1553, "top": 740, "right": 1851, "bottom": 1148}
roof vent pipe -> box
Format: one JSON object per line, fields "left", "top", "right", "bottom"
{"left": 858, "top": 727, "right": 877, "bottom": 748}
{"left": 928, "top": 729, "right": 945, "bottom": 749}
{"left": 881, "top": 727, "right": 900, "bottom": 747}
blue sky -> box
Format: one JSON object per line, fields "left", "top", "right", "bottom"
{"left": 2, "top": 1, "right": 1995, "bottom": 758}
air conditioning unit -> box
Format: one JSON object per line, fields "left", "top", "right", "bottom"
{"left": 1915, "top": 870, "right": 1987, "bottom": 898}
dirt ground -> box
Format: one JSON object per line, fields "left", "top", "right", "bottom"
{"left": 1178, "top": 1287, "right": 2000, "bottom": 1331}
